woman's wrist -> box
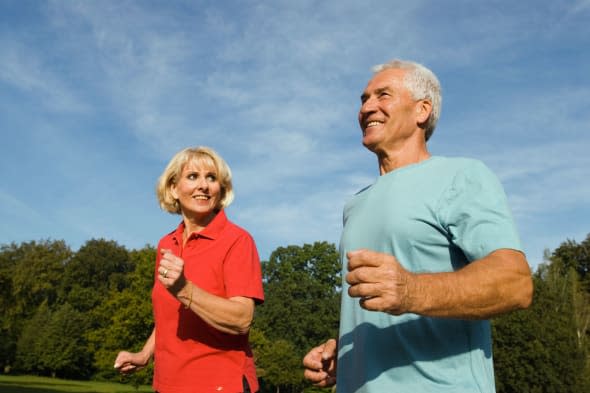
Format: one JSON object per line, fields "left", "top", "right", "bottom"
{"left": 178, "top": 280, "right": 194, "bottom": 309}
{"left": 138, "top": 349, "right": 152, "bottom": 367}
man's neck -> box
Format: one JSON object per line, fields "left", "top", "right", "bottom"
{"left": 376, "top": 141, "right": 431, "bottom": 175}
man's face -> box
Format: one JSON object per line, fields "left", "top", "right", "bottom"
{"left": 358, "top": 68, "right": 421, "bottom": 153}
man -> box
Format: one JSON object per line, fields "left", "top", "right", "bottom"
{"left": 302, "top": 60, "right": 533, "bottom": 392}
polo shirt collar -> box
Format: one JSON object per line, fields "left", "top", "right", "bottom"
{"left": 172, "top": 210, "right": 228, "bottom": 244}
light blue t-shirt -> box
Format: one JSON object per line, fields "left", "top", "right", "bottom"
{"left": 337, "top": 156, "right": 522, "bottom": 393}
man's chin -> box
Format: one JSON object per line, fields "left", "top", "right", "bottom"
{"left": 362, "top": 139, "right": 378, "bottom": 152}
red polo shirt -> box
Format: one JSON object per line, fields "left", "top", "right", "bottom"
{"left": 152, "top": 210, "right": 264, "bottom": 393}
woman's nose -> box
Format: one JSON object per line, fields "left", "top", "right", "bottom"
{"left": 196, "top": 177, "right": 209, "bottom": 190}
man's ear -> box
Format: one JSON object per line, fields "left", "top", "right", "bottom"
{"left": 416, "top": 99, "right": 432, "bottom": 125}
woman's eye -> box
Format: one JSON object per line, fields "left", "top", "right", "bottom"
{"left": 206, "top": 174, "right": 217, "bottom": 182}
{"left": 187, "top": 173, "right": 197, "bottom": 180}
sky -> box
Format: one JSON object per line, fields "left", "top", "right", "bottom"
{"left": 1, "top": 0, "right": 589, "bottom": 270}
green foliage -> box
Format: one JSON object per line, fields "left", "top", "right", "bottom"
{"left": 15, "top": 302, "right": 92, "bottom": 379}
{"left": 254, "top": 241, "right": 341, "bottom": 393}
{"left": 493, "top": 234, "right": 590, "bottom": 393}
{"left": 0, "top": 240, "right": 71, "bottom": 371}
{"left": 251, "top": 328, "right": 304, "bottom": 393}
{"left": 551, "top": 234, "right": 590, "bottom": 281}
{"left": 128, "top": 246, "right": 157, "bottom": 294}
{"left": 41, "top": 303, "right": 94, "bottom": 379}
{"left": 256, "top": 242, "right": 341, "bottom": 350}
{"left": 88, "top": 288, "right": 154, "bottom": 384}
{"left": 1, "top": 239, "right": 149, "bottom": 380}
{"left": 494, "top": 274, "right": 582, "bottom": 392}
{"left": 85, "top": 245, "right": 155, "bottom": 384}
{"left": 15, "top": 301, "right": 52, "bottom": 374}
{"left": 3, "top": 234, "right": 590, "bottom": 392}
{"left": 60, "top": 239, "right": 133, "bottom": 312}
{"left": 9, "top": 240, "right": 71, "bottom": 313}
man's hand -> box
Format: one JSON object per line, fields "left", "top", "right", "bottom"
{"left": 302, "top": 339, "right": 338, "bottom": 387}
{"left": 346, "top": 249, "right": 414, "bottom": 315}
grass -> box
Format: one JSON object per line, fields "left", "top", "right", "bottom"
{"left": 0, "top": 375, "right": 153, "bottom": 393}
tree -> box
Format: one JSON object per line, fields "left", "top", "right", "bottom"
{"left": 551, "top": 234, "right": 590, "bottom": 282}
{"left": 87, "top": 246, "right": 156, "bottom": 384}
{"left": 40, "top": 303, "right": 93, "bottom": 379}
{"left": 251, "top": 328, "right": 305, "bottom": 393}
{"left": 254, "top": 242, "right": 341, "bottom": 392}
{"left": 14, "top": 301, "right": 52, "bottom": 375}
{"left": 0, "top": 240, "right": 71, "bottom": 372}
{"left": 60, "top": 239, "right": 132, "bottom": 312}
{"left": 550, "top": 234, "right": 590, "bottom": 350}
{"left": 14, "top": 301, "right": 93, "bottom": 378}
{"left": 493, "top": 241, "right": 590, "bottom": 392}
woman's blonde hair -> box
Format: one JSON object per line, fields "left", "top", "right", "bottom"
{"left": 156, "top": 146, "right": 234, "bottom": 214}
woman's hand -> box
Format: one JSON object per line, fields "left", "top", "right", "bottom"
{"left": 158, "top": 249, "right": 188, "bottom": 295}
{"left": 114, "top": 350, "right": 150, "bottom": 375}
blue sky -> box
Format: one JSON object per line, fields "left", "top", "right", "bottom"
{"left": 1, "top": 0, "right": 589, "bottom": 270}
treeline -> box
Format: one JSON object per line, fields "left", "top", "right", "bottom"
{"left": 0, "top": 236, "right": 589, "bottom": 392}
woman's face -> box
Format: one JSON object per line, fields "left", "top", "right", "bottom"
{"left": 171, "top": 159, "right": 222, "bottom": 224}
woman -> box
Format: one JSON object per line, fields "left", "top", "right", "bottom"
{"left": 114, "top": 146, "right": 264, "bottom": 393}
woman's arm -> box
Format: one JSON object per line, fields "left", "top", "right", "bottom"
{"left": 158, "top": 249, "right": 256, "bottom": 335}
{"left": 114, "top": 328, "right": 155, "bottom": 374}
{"left": 177, "top": 283, "right": 255, "bottom": 335}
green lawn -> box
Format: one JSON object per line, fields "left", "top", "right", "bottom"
{"left": 0, "top": 375, "right": 153, "bottom": 393}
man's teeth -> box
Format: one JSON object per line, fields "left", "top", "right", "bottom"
{"left": 367, "top": 121, "right": 382, "bottom": 127}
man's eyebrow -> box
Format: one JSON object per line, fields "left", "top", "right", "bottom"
{"left": 360, "top": 86, "right": 392, "bottom": 101}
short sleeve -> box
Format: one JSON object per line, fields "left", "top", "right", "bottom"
{"left": 437, "top": 160, "right": 522, "bottom": 261}
{"left": 223, "top": 233, "right": 265, "bottom": 303}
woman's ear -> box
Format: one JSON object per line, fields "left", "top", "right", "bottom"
{"left": 170, "top": 182, "right": 178, "bottom": 200}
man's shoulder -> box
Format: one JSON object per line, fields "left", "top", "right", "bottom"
{"left": 431, "top": 155, "right": 486, "bottom": 169}
{"left": 428, "top": 156, "right": 496, "bottom": 179}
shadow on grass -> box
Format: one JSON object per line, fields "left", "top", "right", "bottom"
{"left": 0, "top": 375, "right": 150, "bottom": 393}
{"left": 0, "top": 380, "right": 101, "bottom": 393}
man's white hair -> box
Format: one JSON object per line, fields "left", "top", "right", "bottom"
{"left": 372, "top": 59, "right": 442, "bottom": 141}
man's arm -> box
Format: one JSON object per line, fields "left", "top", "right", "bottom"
{"left": 346, "top": 248, "right": 533, "bottom": 319}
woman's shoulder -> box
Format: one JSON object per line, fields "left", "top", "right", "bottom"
{"left": 224, "top": 217, "right": 255, "bottom": 240}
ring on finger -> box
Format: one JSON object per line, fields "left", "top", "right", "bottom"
{"left": 162, "top": 268, "right": 168, "bottom": 278}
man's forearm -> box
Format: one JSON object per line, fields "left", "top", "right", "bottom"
{"left": 407, "top": 249, "right": 533, "bottom": 319}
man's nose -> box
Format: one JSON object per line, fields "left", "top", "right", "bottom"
{"left": 359, "top": 96, "right": 377, "bottom": 114}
